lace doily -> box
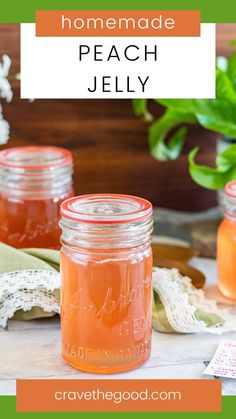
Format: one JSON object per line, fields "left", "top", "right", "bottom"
{"left": 153, "top": 267, "right": 236, "bottom": 334}
{"left": 0, "top": 270, "right": 60, "bottom": 327}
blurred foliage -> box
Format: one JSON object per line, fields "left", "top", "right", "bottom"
{"left": 133, "top": 48, "right": 236, "bottom": 190}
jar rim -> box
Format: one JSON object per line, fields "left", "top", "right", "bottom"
{"left": 61, "top": 194, "right": 153, "bottom": 224}
{"left": 225, "top": 180, "right": 236, "bottom": 199}
{"left": 0, "top": 146, "right": 72, "bottom": 170}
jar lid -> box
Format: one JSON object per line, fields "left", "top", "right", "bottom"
{"left": 225, "top": 181, "right": 236, "bottom": 198}
{"left": 61, "top": 194, "right": 153, "bottom": 224}
{"left": 0, "top": 146, "right": 72, "bottom": 169}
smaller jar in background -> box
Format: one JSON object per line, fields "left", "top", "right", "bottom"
{"left": 0, "top": 146, "right": 74, "bottom": 249}
{"left": 217, "top": 180, "right": 236, "bottom": 300}
{"left": 216, "top": 137, "right": 236, "bottom": 208}
{"left": 60, "top": 194, "right": 153, "bottom": 374}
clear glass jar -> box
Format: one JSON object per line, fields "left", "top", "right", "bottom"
{"left": 60, "top": 194, "right": 153, "bottom": 374}
{"left": 217, "top": 181, "right": 236, "bottom": 300}
{"left": 0, "top": 146, "right": 73, "bottom": 249}
{"left": 216, "top": 137, "right": 236, "bottom": 208}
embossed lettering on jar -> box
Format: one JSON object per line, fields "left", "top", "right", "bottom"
{"left": 60, "top": 194, "right": 153, "bottom": 374}
{"left": 0, "top": 146, "right": 73, "bottom": 249}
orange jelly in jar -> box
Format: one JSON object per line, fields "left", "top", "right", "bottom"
{"left": 0, "top": 146, "right": 73, "bottom": 249}
{"left": 217, "top": 181, "right": 236, "bottom": 300}
{"left": 60, "top": 194, "right": 153, "bottom": 374}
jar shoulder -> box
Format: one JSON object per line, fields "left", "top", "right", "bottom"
{"left": 218, "top": 217, "right": 236, "bottom": 238}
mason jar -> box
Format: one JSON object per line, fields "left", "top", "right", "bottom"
{"left": 216, "top": 136, "right": 236, "bottom": 208}
{"left": 217, "top": 181, "right": 236, "bottom": 300}
{"left": 60, "top": 194, "right": 153, "bottom": 374}
{"left": 0, "top": 146, "right": 73, "bottom": 249}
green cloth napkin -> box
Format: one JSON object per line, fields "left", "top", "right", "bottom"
{"left": 22, "top": 248, "right": 60, "bottom": 271}
{"left": 152, "top": 290, "right": 176, "bottom": 333}
{"left": 0, "top": 242, "right": 60, "bottom": 320}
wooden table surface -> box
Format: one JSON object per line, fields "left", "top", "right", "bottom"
{"left": 0, "top": 257, "right": 235, "bottom": 396}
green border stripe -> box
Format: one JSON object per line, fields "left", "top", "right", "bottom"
{"left": 0, "top": 0, "right": 236, "bottom": 23}
{"left": 0, "top": 396, "right": 235, "bottom": 418}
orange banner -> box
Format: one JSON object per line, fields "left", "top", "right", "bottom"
{"left": 36, "top": 10, "right": 200, "bottom": 37}
{"left": 16, "top": 379, "right": 221, "bottom": 412}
